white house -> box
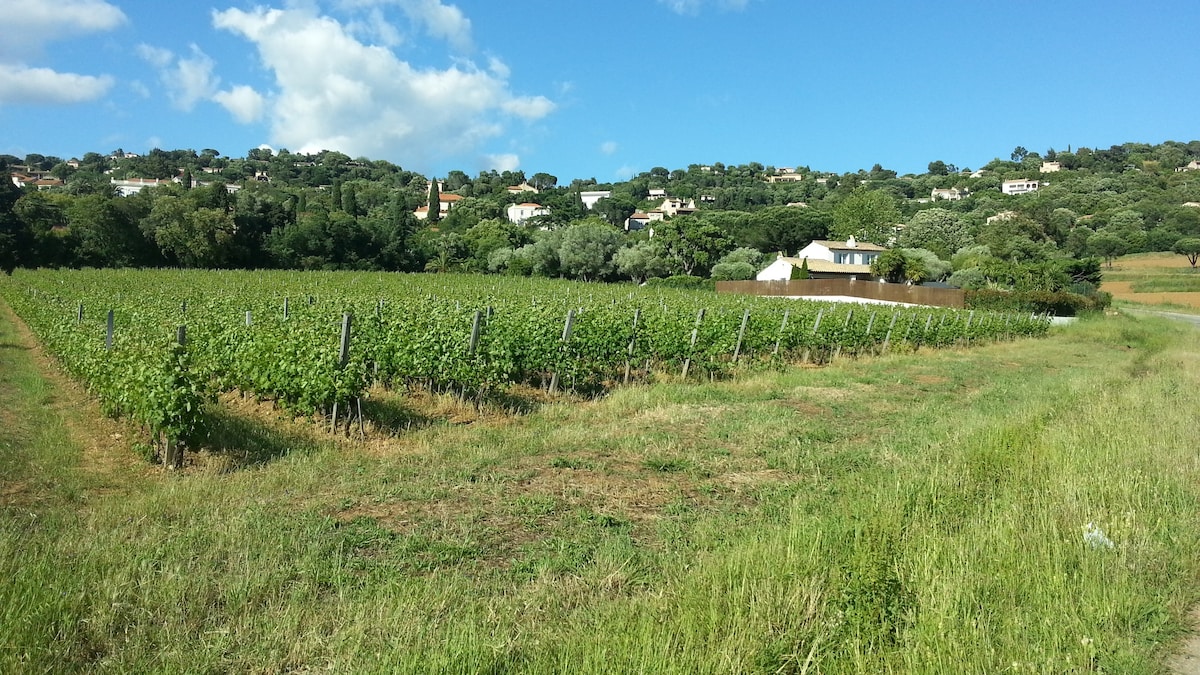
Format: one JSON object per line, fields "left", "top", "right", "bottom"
{"left": 506, "top": 202, "right": 549, "bottom": 225}
{"left": 1176, "top": 160, "right": 1200, "bottom": 173}
{"left": 110, "top": 177, "right": 174, "bottom": 196}
{"left": 580, "top": 190, "right": 612, "bottom": 209}
{"left": 625, "top": 210, "right": 665, "bottom": 231}
{"left": 767, "top": 172, "right": 804, "bottom": 183}
{"left": 986, "top": 210, "right": 1019, "bottom": 224}
{"left": 755, "top": 256, "right": 874, "bottom": 281}
{"left": 755, "top": 237, "right": 886, "bottom": 281}
{"left": 414, "top": 193, "right": 463, "bottom": 220}
{"left": 1040, "top": 161, "right": 1063, "bottom": 173}
{"left": 506, "top": 182, "right": 539, "bottom": 195}
{"left": 931, "top": 187, "right": 968, "bottom": 201}
{"left": 647, "top": 188, "right": 667, "bottom": 200}
{"left": 1001, "top": 179, "right": 1040, "bottom": 195}
{"left": 658, "top": 197, "right": 696, "bottom": 217}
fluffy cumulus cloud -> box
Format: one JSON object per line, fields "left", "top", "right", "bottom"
{"left": 137, "top": 45, "right": 220, "bottom": 111}
{"left": 339, "top": 0, "right": 473, "bottom": 52}
{"left": 482, "top": 153, "right": 520, "bottom": 172}
{"left": 0, "top": 65, "right": 114, "bottom": 105}
{"left": 658, "top": 0, "right": 750, "bottom": 15}
{"left": 137, "top": 43, "right": 264, "bottom": 122}
{"left": 211, "top": 5, "right": 554, "bottom": 169}
{"left": 0, "top": 0, "right": 125, "bottom": 105}
{"left": 600, "top": 141, "right": 618, "bottom": 155}
{"left": 213, "top": 86, "right": 267, "bottom": 124}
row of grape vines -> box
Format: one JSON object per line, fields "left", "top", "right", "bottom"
{"left": 0, "top": 269, "right": 1050, "bottom": 448}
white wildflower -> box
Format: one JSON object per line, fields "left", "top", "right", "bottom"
{"left": 1083, "top": 522, "right": 1114, "bottom": 550}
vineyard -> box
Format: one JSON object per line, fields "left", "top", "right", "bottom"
{"left": 0, "top": 269, "right": 1049, "bottom": 461}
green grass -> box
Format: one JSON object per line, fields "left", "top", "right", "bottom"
{"left": 1130, "top": 274, "right": 1200, "bottom": 292}
{"left": 4, "top": 304, "right": 1200, "bottom": 672}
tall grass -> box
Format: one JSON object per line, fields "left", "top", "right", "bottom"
{"left": 3, "top": 308, "right": 1200, "bottom": 672}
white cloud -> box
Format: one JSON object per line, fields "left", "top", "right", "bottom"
{"left": 502, "top": 96, "right": 555, "bottom": 120}
{"left": 171, "top": 47, "right": 220, "bottom": 110}
{"left": 0, "top": 64, "right": 114, "bottom": 105}
{"left": 212, "top": 6, "right": 553, "bottom": 169}
{"left": 137, "top": 44, "right": 220, "bottom": 111}
{"left": 129, "top": 80, "right": 151, "bottom": 99}
{"left": 600, "top": 141, "right": 618, "bottom": 155}
{"left": 0, "top": 0, "right": 124, "bottom": 105}
{"left": 214, "top": 85, "right": 266, "bottom": 123}
{"left": 482, "top": 153, "right": 520, "bottom": 172}
{"left": 614, "top": 165, "right": 638, "bottom": 180}
{"left": 2, "top": 0, "right": 127, "bottom": 59}
{"left": 338, "top": 0, "right": 472, "bottom": 51}
{"left": 138, "top": 43, "right": 266, "bottom": 123}
{"left": 658, "top": 0, "right": 750, "bottom": 15}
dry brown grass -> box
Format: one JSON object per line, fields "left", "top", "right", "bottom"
{"left": 1102, "top": 253, "right": 1200, "bottom": 309}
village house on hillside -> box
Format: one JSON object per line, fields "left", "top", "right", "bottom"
{"left": 1001, "top": 179, "right": 1040, "bottom": 195}
{"left": 931, "top": 187, "right": 968, "bottom": 201}
{"left": 505, "top": 182, "right": 539, "bottom": 195}
{"left": 756, "top": 237, "right": 887, "bottom": 281}
{"left": 579, "top": 190, "right": 612, "bottom": 209}
{"left": 506, "top": 202, "right": 549, "bottom": 225}
{"left": 414, "top": 193, "right": 463, "bottom": 220}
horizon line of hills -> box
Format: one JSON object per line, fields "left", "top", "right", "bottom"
{"left": 6, "top": 139, "right": 1200, "bottom": 194}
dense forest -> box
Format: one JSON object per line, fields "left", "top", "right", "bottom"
{"left": 3, "top": 141, "right": 1200, "bottom": 299}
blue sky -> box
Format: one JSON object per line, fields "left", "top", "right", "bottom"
{"left": 3, "top": 0, "right": 1198, "bottom": 182}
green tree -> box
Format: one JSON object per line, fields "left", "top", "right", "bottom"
{"left": 791, "top": 258, "right": 810, "bottom": 279}
{"left": 741, "top": 206, "right": 831, "bottom": 255}
{"left": 1173, "top": 237, "right": 1200, "bottom": 268}
{"left": 1087, "top": 232, "right": 1127, "bottom": 267}
{"left": 654, "top": 215, "right": 732, "bottom": 276}
{"left": 899, "top": 208, "right": 971, "bottom": 259}
{"left": 613, "top": 240, "right": 671, "bottom": 283}
{"left": 831, "top": 188, "right": 900, "bottom": 245}
{"left": 557, "top": 218, "right": 624, "bottom": 281}
{"left": 927, "top": 160, "right": 949, "bottom": 176}
{"left": 426, "top": 178, "right": 441, "bottom": 225}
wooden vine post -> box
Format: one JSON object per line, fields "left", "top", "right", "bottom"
{"left": 772, "top": 309, "right": 790, "bottom": 357}
{"left": 832, "top": 308, "right": 853, "bottom": 361}
{"left": 548, "top": 309, "right": 575, "bottom": 394}
{"left": 681, "top": 308, "right": 706, "bottom": 379}
{"left": 801, "top": 308, "right": 824, "bottom": 364}
{"left": 468, "top": 310, "right": 483, "bottom": 355}
{"left": 165, "top": 325, "right": 187, "bottom": 470}
{"left": 733, "top": 309, "right": 751, "bottom": 363}
{"left": 331, "top": 312, "right": 353, "bottom": 433}
{"left": 882, "top": 312, "right": 898, "bottom": 353}
{"left": 623, "top": 308, "right": 640, "bottom": 384}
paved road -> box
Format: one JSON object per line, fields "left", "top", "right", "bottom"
{"left": 1122, "top": 308, "right": 1200, "bottom": 328}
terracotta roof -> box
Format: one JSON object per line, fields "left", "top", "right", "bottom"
{"left": 779, "top": 257, "right": 873, "bottom": 274}
{"left": 515, "top": 202, "right": 543, "bottom": 208}
{"left": 440, "top": 194, "right": 463, "bottom": 201}
{"left": 810, "top": 239, "right": 888, "bottom": 252}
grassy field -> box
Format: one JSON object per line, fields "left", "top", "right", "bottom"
{"left": 3, "top": 298, "right": 1200, "bottom": 673}
{"left": 1101, "top": 252, "right": 1200, "bottom": 313}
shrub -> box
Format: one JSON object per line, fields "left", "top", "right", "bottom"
{"left": 964, "top": 289, "right": 1109, "bottom": 316}
{"left": 644, "top": 275, "right": 716, "bottom": 291}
